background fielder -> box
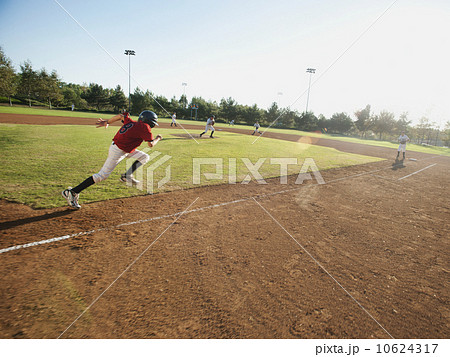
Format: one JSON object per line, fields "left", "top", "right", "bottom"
{"left": 200, "top": 115, "right": 215, "bottom": 138}
{"left": 397, "top": 131, "right": 410, "bottom": 160}
{"left": 252, "top": 121, "right": 262, "bottom": 135}
{"left": 62, "top": 110, "right": 162, "bottom": 209}
{"left": 171, "top": 112, "right": 177, "bottom": 127}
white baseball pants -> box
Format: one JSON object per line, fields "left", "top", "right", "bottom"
{"left": 92, "top": 142, "right": 149, "bottom": 183}
{"left": 398, "top": 143, "right": 406, "bottom": 153}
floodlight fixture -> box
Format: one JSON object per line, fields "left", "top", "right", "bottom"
{"left": 124, "top": 50, "right": 136, "bottom": 110}
{"left": 306, "top": 68, "right": 316, "bottom": 112}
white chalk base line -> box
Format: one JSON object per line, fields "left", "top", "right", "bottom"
{"left": 0, "top": 198, "right": 249, "bottom": 254}
{"left": 0, "top": 159, "right": 437, "bottom": 255}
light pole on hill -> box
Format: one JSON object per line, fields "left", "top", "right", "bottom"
{"left": 306, "top": 68, "right": 316, "bottom": 113}
{"left": 277, "top": 92, "right": 283, "bottom": 108}
{"left": 124, "top": 50, "right": 135, "bottom": 111}
{"left": 182, "top": 82, "right": 187, "bottom": 109}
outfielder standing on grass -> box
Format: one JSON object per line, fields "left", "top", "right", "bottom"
{"left": 62, "top": 110, "right": 162, "bottom": 209}
{"left": 396, "top": 131, "right": 410, "bottom": 160}
{"left": 199, "top": 115, "right": 215, "bottom": 138}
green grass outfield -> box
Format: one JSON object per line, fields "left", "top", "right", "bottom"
{"left": 1, "top": 106, "right": 449, "bottom": 156}
{"left": 0, "top": 123, "right": 383, "bottom": 208}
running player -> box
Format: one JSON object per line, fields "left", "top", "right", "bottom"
{"left": 252, "top": 121, "right": 262, "bottom": 135}
{"left": 200, "top": 115, "right": 215, "bottom": 138}
{"left": 62, "top": 110, "right": 162, "bottom": 209}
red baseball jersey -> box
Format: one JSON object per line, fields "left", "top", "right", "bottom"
{"left": 113, "top": 113, "right": 153, "bottom": 153}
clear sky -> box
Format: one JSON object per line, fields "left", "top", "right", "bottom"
{"left": 1, "top": 0, "right": 449, "bottom": 127}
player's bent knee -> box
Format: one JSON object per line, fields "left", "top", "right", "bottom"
{"left": 139, "top": 153, "right": 150, "bottom": 165}
{"left": 92, "top": 171, "right": 110, "bottom": 183}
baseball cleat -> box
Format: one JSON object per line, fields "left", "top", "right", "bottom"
{"left": 120, "top": 173, "right": 140, "bottom": 185}
{"left": 62, "top": 188, "right": 81, "bottom": 209}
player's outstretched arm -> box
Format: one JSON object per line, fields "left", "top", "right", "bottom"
{"left": 148, "top": 134, "right": 163, "bottom": 148}
{"left": 96, "top": 114, "right": 124, "bottom": 128}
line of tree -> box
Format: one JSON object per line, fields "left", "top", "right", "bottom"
{"left": 1, "top": 47, "right": 449, "bottom": 146}
{"left": 0, "top": 47, "right": 129, "bottom": 112}
{"left": 353, "top": 104, "right": 449, "bottom": 145}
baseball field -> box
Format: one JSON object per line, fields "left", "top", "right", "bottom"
{"left": 0, "top": 110, "right": 449, "bottom": 339}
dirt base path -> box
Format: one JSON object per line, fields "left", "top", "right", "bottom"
{"left": 0, "top": 113, "right": 449, "bottom": 339}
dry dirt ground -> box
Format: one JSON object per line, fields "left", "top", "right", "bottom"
{"left": 0, "top": 113, "right": 449, "bottom": 339}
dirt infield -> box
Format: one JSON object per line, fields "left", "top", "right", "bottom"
{"left": 0, "top": 113, "right": 449, "bottom": 339}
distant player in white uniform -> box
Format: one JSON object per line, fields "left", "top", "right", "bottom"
{"left": 200, "top": 115, "right": 215, "bottom": 138}
{"left": 229, "top": 119, "right": 235, "bottom": 126}
{"left": 171, "top": 112, "right": 177, "bottom": 127}
{"left": 397, "top": 131, "right": 410, "bottom": 160}
{"left": 252, "top": 121, "right": 262, "bottom": 135}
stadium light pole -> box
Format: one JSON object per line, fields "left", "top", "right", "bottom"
{"left": 124, "top": 50, "right": 135, "bottom": 111}
{"left": 182, "top": 82, "right": 187, "bottom": 109}
{"left": 277, "top": 92, "right": 283, "bottom": 108}
{"left": 306, "top": 68, "right": 316, "bottom": 113}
